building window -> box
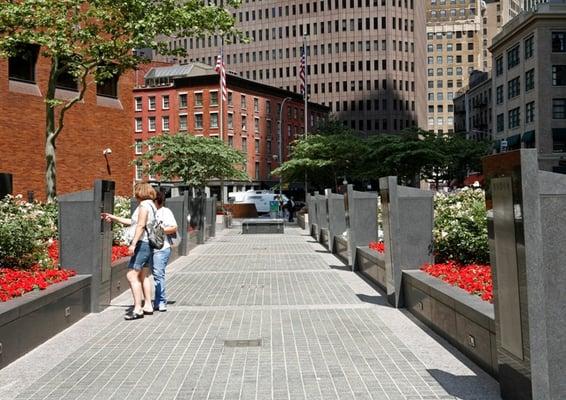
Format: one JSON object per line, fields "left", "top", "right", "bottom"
{"left": 552, "top": 65, "right": 566, "bottom": 86}
{"left": 162, "top": 95, "right": 170, "bottom": 109}
{"left": 195, "top": 92, "right": 203, "bottom": 107}
{"left": 242, "top": 137, "right": 247, "bottom": 153}
{"left": 135, "top": 117, "right": 143, "bottom": 132}
{"left": 241, "top": 94, "right": 247, "bottom": 110}
{"left": 135, "top": 164, "right": 143, "bottom": 181}
{"left": 254, "top": 117, "right": 260, "bottom": 132}
{"left": 552, "top": 32, "right": 566, "bottom": 53}
{"left": 255, "top": 139, "right": 260, "bottom": 154}
{"left": 55, "top": 59, "right": 78, "bottom": 91}
{"left": 508, "top": 77, "right": 520, "bottom": 99}
{"left": 179, "top": 115, "right": 187, "bottom": 131}
{"left": 255, "top": 162, "right": 260, "bottom": 180}
{"left": 497, "top": 113, "right": 504, "bottom": 132}
{"left": 8, "top": 44, "right": 39, "bottom": 83}
{"left": 228, "top": 135, "right": 234, "bottom": 147}
{"left": 553, "top": 99, "right": 566, "bottom": 119}
{"left": 96, "top": 74, "right": 119, "bottom": 98}
{"left": 210, "top": 112, "right": 218, "bottom": 128}
{"left": 496, "top": 56, "right": 503, "bottom": 76}
{"left": 508, "top": 107, "right": 520, "bottom": 129}
{"left": 553, "top": 128, "right": 566, "bottom": 152}
{"left": 148, "top": 116, "right": 156, "bottom": 131}
{"left": 228, "top": 113, "right": 234, "bottom": 129}
{"left": 254, "top": 97, "right": 259, "bottom": 112}
{"left": 266, "top": 100, "right": 271, "bottom": 114}
{"left": 241, "top": 115, "right": 247, "bottom": 131}
{"left": 525, "top": 69, "right": 535, "bottom": 91}
{"left": 524, "top": 36, "right": 534, "bottom": 59}
{"left": 195, "top": 113, "right": 203, "bottom": 129}
{"left": 148, "top": 96, "right": 156, "bottom": 110}
{"left": 162, "top": 116, "right": 170, "bottom": 131}
{"left": 526, "top": 101, "right": 535, "bottom": 124}
{"left": 135, "top": 140, "right": 143, "bottom": 155}
{"left": 227, "top": 91, "right": 233, "bottom": 107}
{"left": 496, "top": 85, "right": 504, "bottom": 104}
{"left": 210, "top": 91, "right": 218, "bottom": 106}
{"left": 179, "top": 93, "right": 188, "bottom": 108}
{"left": 134, "top": 97, "right": 142, "bottom": 112}
{"left": 507, "top": 45, "right": 520, "bottom": 70}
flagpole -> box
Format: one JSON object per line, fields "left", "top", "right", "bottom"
{"left": 303, "top": 36, "right": 309, "bottom": 198}
{"left": 219, "top": 44, "right": 224, "bottom": 143}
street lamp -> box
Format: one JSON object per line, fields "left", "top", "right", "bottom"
{"left": 278, "top": 97, "right": 292, "bottom": 201}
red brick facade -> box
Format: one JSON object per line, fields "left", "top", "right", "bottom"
{"left": 133, "top": 68, "right": 328, "bottom": 184}
{"left": 0, "top": 56, "right": 134, "bottom": 200}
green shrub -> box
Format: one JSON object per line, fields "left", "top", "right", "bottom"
{"left": 433, "top": 188, "right": 489, "bottom": 265}
{"left": 112, "top": 196, "right": 132, "bottom": 244}
{"left": 0, "top": 195, "right": 56, "bottom": 268}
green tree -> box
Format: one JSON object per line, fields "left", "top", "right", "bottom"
{"left": 0, "top": 0, "right": 240, "bottom": 201}
{"left": 138, "top": 134, "right": 249, "bottom": 188}
{"left": 273, "top": 132, "right": 370, "bottom": 190}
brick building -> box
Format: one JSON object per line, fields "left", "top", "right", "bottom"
{"left": 133, "top": 63, "right": 329, "bottom": 194}
{"left": 0, "top": 50, "right": 134, "bottom": 200}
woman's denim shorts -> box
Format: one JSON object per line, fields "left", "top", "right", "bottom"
{"left": 128, "top": 241, "right": 152, "bottom": 270}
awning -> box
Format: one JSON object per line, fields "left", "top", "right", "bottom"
{"left": 506, "top": 134, "right": 521, "bottom": 147}
{"left": 522, "top": 130, "right": 535, "bottom": 143}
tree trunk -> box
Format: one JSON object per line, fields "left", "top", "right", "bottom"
{"left": 45, "top": 59, "right": 59, "bottom": 202}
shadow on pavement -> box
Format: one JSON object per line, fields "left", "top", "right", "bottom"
{"left": 328, "top": 264, "right": 351, "bottom": 272}
{"left": 427, "top": 369, "right": 501, "bottom": 400}
{"left": 356, "top": 293, "right": 389, "bottom": 306}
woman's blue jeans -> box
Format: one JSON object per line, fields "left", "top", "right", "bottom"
{"left": 151, "top": 247, "right": 171, "bottom": 309}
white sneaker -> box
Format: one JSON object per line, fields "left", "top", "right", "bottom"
{"left": 158, "top": 304, "right": 167, "bottom": 312}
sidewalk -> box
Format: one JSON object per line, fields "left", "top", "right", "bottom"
{"left": 0, "top": 225, "right": 501, "bottom": 400}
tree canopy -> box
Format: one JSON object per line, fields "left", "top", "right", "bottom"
{"left": 138, "top": 134, "right": 249, "bottom": 188}
{"left": 0, "top": 0, "right": 240, "bottom": 201}
{"left": 274, "top": 124, "right": 491, "bottom": 190}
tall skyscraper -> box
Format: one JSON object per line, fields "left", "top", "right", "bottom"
{"left": 425, "top": 0, "right": 523, "bottom": 134}
{"left": 482, "top": 1, "right": 523, "bottom": 71}
{"left": 156, "top": 1, "right": 427, "bottom": 134}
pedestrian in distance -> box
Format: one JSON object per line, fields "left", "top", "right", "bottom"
{"left": 151, "top": 191, "right": 178, "bottom": 312}
{"left": 101, "top": 182, "right": 156, "bottom": 320}
{"left": 286, "top": 196, "right": 295, "bottom": 222}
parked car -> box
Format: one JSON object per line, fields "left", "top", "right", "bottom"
{"left": 228, "top": 190, "right": 288, "bottom": 214}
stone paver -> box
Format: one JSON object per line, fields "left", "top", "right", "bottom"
{"left": 0, "top": 225, "right": 501, "bottom": 400}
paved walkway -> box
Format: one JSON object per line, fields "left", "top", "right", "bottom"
{"left": 0, "top": 225, "right": 501, "bottom": 400}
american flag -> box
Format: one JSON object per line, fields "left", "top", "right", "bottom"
{"left": 215, "top": 49, "right": 227, "bottom": 102}
{"left": 299, "top": 46, "right": 306, "bottom": 98}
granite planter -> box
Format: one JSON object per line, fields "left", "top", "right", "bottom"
{"left": 0, "top": 275, "right": 91, "bottom": 369}
{"left": 402, "top": 270, "right": 497, "bottom": 378}
{"left": 334, "top": 236, "right": 349, "bottom": 265}
{"left": 356, "top": 246, "right": 387, "bottom": 290}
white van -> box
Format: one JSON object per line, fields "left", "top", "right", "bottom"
{"left": 228, "top": 190, "right": 288, "bottom": 213}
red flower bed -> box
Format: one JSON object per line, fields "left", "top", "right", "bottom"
{"left": 421, "top": 261, "right": 493, "bottom": 302}
{"left": 111, "top": 245, "right": 129, "bottom": 262}
{"left": 369, "top": 241, "right": 385, "bottom": 253}
{"left": 0, "top": 242, "right": 76, "bottom": 302}
{"left": 0, "top": 242, "right": 130, "bottom": 303}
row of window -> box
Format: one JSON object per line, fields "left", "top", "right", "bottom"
{"left": 178, "top": 14, "right": 415, "bottom": 53}
{"left": 7, "top": 44, "right": 119, "bottom": 98}
{"left": 496, "top": 103, "right": 535, "bottom": 132}
{"left": 238, "top": 0, "right": 413, "bottom": 22}
{"left": 135, "top": 113, "right": 285, "bottom": 134}
{"left": 428, "top": 79, "right": 464, "bottom": 89}
{"left": 430, "top": 0, "right": 474, "bottom": 4}
{"left": 428, "top": 8, "right": 476, "bottom": 18}
{"left": 427, "top": 116, "right": 454, "bottom": 126}
{"left": 217, "top": 39, "right": 415, "bottom": 66}
{"left": 495, "top": 33, "right": 565, "bottom": 76}
{"left": 427, "top": 66, "right": 474, "bottom": 77}
{"left": 331, "top": 98, "right": 415, "bottom": 112}
{"left": 427, "top": 42, "right": 474, "bottom": 52}
{"left": 427, "top": 30, "right": 475, "bottom": 40}
{"left": 428, "top": 54, "right": 475, "bottom": 64}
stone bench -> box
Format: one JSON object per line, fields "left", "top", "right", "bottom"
{"left": 242, "top": 219, "right": 284, "bottom": 234}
